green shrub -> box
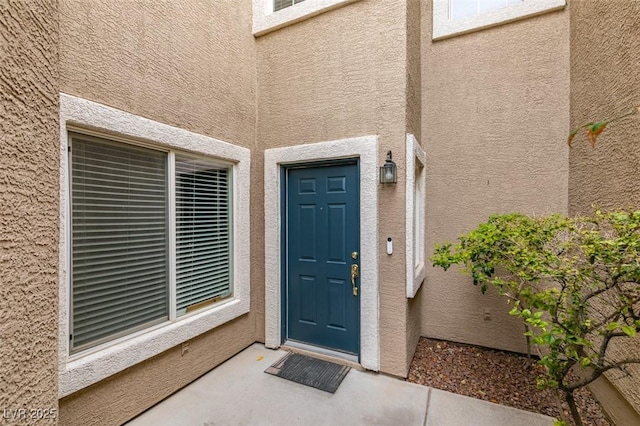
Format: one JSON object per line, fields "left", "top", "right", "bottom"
{"left": 432, "top": 210, "right": 640, "bottom": 426}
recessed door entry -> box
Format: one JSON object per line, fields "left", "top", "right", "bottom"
{"left": 285, "top": 162, "right": 360, "bottom": 355}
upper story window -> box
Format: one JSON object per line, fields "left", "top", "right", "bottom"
{"left": 253, "top": 0, "right": 360, "bottom": 36}
{"left": 433, "top": 0, "right": 565, "bottom": 40}
{"left": 274, "top": 0, "right": 306, "bottom": 12}
{"left": 451, "top": 0, "right": 523, "bottom": 20}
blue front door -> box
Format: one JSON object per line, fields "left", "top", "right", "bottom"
{"left": 285, "top": 162, "right": 360, "bottom": 355}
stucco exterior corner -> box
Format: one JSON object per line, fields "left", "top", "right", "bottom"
{"left": 0, "top": 0, "right": 60, "bottom": 415}
{"left": 263, "top": 148, "right": 282, "bottom": 350}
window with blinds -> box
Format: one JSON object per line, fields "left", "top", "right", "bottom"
{"left": 71, "top": 135, "right": 169, "bottom": 351}
{"left": 175, "top": 156, "right": 232, "bottom": 316}
{"left": 70, "top": 133, "right": 233, "bottom": 353}
{"left": 274, "top": 0, "right": 306, "bottom": 12}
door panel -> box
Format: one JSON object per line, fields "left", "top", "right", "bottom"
{"left": 327, "top": 204, "right": 346, "bottom": 262}
{"left": 286, "top": 162, "right": 360, "bottom": 354}
{"left": 297, "top": 205, "right": 317, "bottom": 261}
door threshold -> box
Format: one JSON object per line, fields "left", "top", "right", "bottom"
{"left": 282, "top": 340, "right": 362, "bottom": 370}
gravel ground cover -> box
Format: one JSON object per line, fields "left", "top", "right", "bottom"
{"left": 407, "top": 338, "right": 611, "bottom": 426}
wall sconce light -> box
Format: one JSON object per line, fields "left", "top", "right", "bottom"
{"left": 379, "top": 150, "right": 397, "bottom": 184}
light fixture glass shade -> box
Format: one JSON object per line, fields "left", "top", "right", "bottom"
{"left": 379, "top": 151, "right": 397, "bottom": 184}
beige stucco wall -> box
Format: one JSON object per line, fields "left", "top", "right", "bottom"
{"left": 568, "top": 0, "right": 640, "bottom": 417}
{"left": 0, "top": 1, "right": 60, "bottom": 421}
{"left": 406, "top": 0, "right": 422, "bottom": 140}
{"left": 57, "top": 0, "right": 259, "bottom": 424}
{"left": 256, "top": 0, "right": 414, "bottom": 377}
{"left": 569, "top": 1, "right": 640, "bottom": 213}
{"left": 420, "top": 1, "right": 570, "bottom": 353}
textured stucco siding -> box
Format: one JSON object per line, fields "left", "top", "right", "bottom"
{"left": 569, "top": 1, "right": 640, "bottom": 213}
{"left": 0, "top": 0, "right": 60, "bottom": 421}
{"left": 421, "top": 2, "right": 570, "bottom": 353}
{"left": 405, "top": 0, "right": 422, "bottom": 139}
{"left": 257, "top": 0, "right": 412, "bottom": 377}
{"left": 59, "top": 0, "right": 255, "bottom": 148}
{"left": 568, "top": 0, "right": 640, "bottom": 417}
{"left": 58, "top": 0, "right": 258, "bottom": 423}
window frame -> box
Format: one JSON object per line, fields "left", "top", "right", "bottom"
{"left": 58, "top": 93, "right": 251, "bottom": 398}
{"left": 68, "top": 133, "right": 235, "bottom": 353}
{"left": 253, "top": 0, "right": 360, "bottom": 36}
{"left": 173, "top": 151, "right": 234, "bottom": 318}
{"left": 68, "top": 132, "right": 173, "bottom": 353}
{"left": 432, "top": 0, "right": 566, "bottom": 40}
{"left": 405, "top": 134, "right": 426, "bottom": 298}
{"left": 274, "top": 0, "right": 306, "bottom": 13}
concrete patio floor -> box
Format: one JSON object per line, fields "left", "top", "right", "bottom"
{"left": 127, "top": 344, "right": 555, "bottom": 426}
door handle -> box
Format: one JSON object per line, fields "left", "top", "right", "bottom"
{"left": 351, "top": 264, "right": 359, "bottom": 296}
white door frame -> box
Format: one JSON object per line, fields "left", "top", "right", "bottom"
{"left": 264, "top": 136, "right": 380, "bottom": 371}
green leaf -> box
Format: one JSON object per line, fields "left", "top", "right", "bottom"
{"left": 621, "top": 325, "right": 637, "bottom": 337}
{"left": 588, "top": 120, "right": 608, "bottom": 134}
{"left": 587, "top": 120, "right": 609, "bottom": 147}
{"left": 606, "top": 322, "right": 620, "bottom": 331}
{"left": 567, "top": 127, "right": 581, "bottom": 147}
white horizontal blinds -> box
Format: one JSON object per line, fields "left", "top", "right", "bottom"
{"left": 274, "top": 0, "right": 306, "bottom": 12}
{"left": 71, "top": 134, "right": 169, "bottom": 351}
{"left": 274, "top": 0, "right": 292, "bottom": 11}
{"left": 175, "top": 155, "right": 232, "bottom": 316}
{"left": 451, "top": 0, "right": 522, "bottom": 19}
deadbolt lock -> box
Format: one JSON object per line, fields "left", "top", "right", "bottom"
{"left": 351, "top": 251, "right": 358, "bottom": 260}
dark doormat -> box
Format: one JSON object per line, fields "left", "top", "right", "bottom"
{"left": 265, "top": 352, "right": 350, "bottom": 393}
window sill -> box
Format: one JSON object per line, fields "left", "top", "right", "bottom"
{"left": 432, "top": 0, "right": 566, "bottom": 41}
{"left": 60, "top": 298, "right": 249, "bottom": 397}
{"left": 253, "top": 0, "right": 360, "bottom": 37}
